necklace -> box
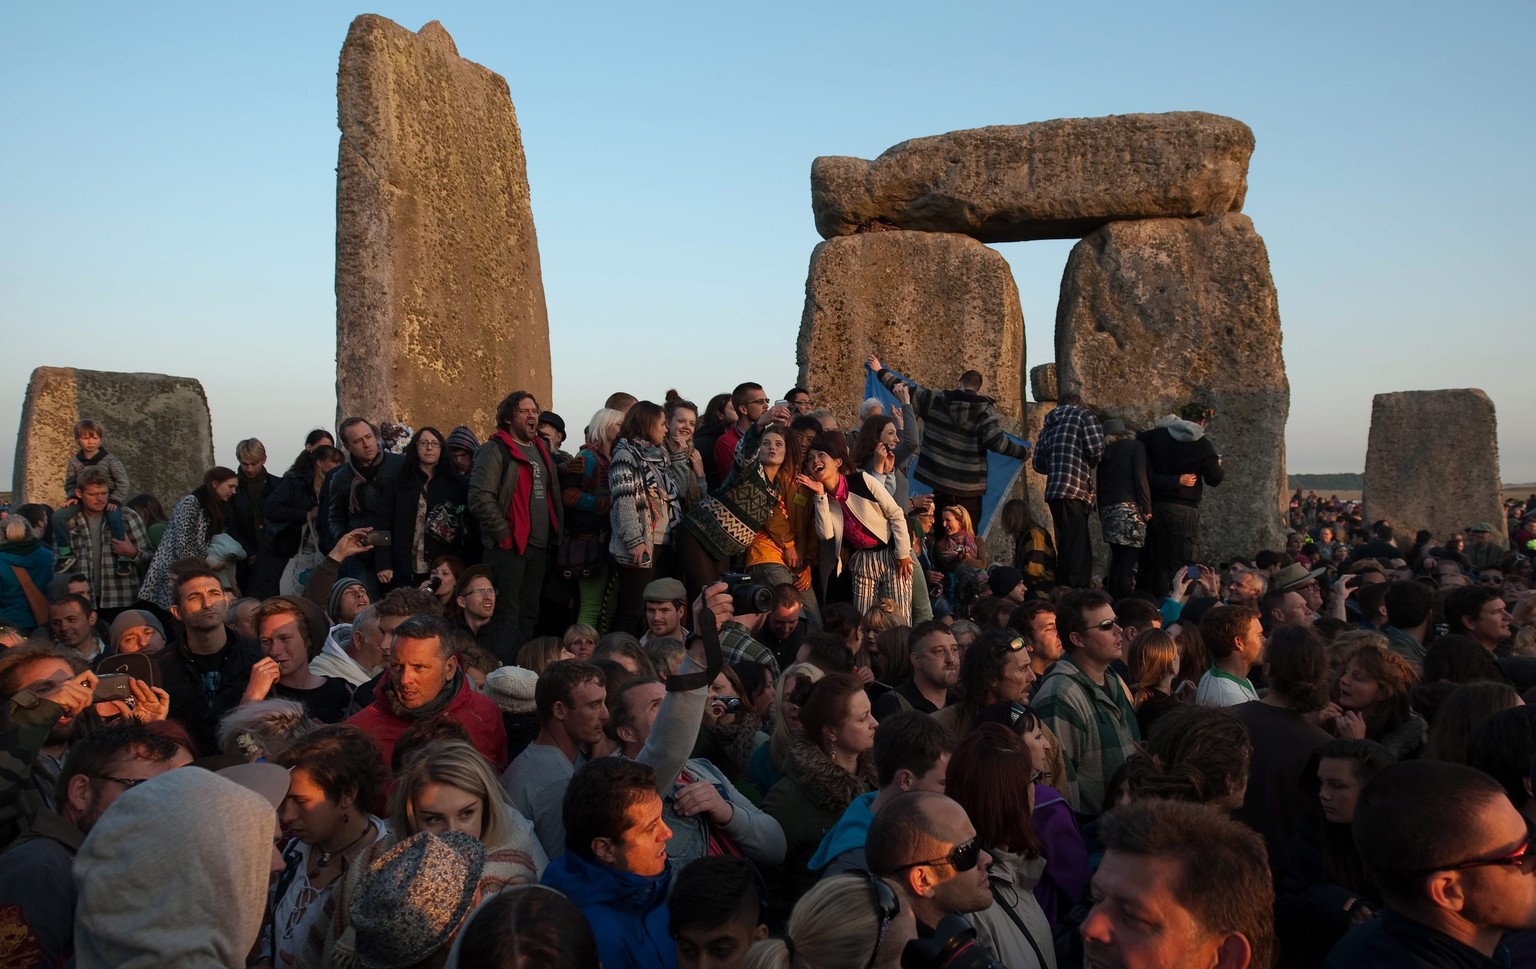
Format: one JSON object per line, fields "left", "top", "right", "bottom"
{"left": 315, "top": 822, "right": 371, "bottom": 870}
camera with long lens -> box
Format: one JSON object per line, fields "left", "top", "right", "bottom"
{"left": 721, "top": 572, "right": 772, "bottom": 614}
{"left": 901, "top": 915, "right": 1006, "bottom": 969}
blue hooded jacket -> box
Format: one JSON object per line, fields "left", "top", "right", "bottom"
{"left": 807, "top": 790, "right": 877, "bottom": 872}
{"left": 541, "top": 848, "right": 676, "bottom": 969}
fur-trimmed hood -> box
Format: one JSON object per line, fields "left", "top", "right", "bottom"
{"left": 784, "top": 739, "right": 877, "bottom": 815}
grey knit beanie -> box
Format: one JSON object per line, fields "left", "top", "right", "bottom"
{"left": 352, "top": 831, "right": 487, "bottom": 969}
{"left": 483, "top": 665, "right": 538, "bottom": 715}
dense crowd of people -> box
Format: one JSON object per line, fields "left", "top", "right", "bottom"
{"left": 0, "top": 366, "right": 1534, "bottom": 968}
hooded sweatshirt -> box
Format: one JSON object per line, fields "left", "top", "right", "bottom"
{"left": 540, "top": 849, "right": 676, "bottom": 969}
{"left": 74, "top": 767, "right": 275, "bottom": 969}
{"left": 807, "top": 789, "right": 876, "bottom": 874}
{"left": 1137, "top": 416, "right": 1224, "bottom": 506}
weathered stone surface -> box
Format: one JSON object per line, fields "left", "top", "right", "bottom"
{"left": 12, "top": 368, "right": 213, "bottom": 507}
{"left": 982, "top": 400, "right": 1055, "bottom": 566}
{"left": 797, "top": 231, "right": 1024, "bottom": 431}
{"left": 1057, "top": 214, "right": 1287, "bottom": 559}
{"left": 1364, "top": 390, "right": 1504, "bottom": 545}
{"left": 336, "top": 16, "right": 550, "bottom": 434}
{"left": 1030, "top": 364, "right": 1058, "bottom": 402}
{"left": 812, "top": 112, "right": 1253, "bottom": 243}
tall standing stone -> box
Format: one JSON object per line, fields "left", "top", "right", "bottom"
{"left": 811, "top": 112, "right": 1254, "bottom": 243}
{"left": 12, "top": 368, "right": 214, "bottom": 508}
{"left": 797, "top": 231, "right": 1024, "bottom": 430}
{"left": 336, "top": 16, "right": 550, "bottom": 434}
{"left": 1057, "top": 214, "right": 1288, "bottom": 559}
{"left": 1364, "top": 390, "right": 1504, "bottom": 544}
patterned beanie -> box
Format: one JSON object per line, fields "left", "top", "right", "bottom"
{"left": 483, "top": 665, "right": 539, "bottom": 716}
{"left": 445, "top": 425, "right": 480, "bottom": 456}
{"left": 351, "top": 831, "right": 487, "bottom": 969}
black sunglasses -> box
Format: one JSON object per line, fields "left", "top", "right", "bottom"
{"left": 894, "top": 837, "right": 982, "bottom": 874}
{"left": 992, "top": 636, "right": 1030, "bottom": 655}
{"left": 1089, "top": 617, "right": 1121, "bottom": 632}
{"left": 861, "top": 871, "right": 900, "bottom": 968}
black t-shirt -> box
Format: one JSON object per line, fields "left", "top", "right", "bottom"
{"left": 273, "top": 678, "right": 355, "bottom": 724}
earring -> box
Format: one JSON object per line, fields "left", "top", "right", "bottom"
{"left": 342, "top": 812, "right": 349, "bottom": 825}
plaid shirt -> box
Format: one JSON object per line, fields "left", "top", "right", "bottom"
{"left": 1032, "top": 404, "right": 1105, "bottom": 502}
{"left": 1032, "top": 657, "right": 1140, "bottom": 817}
{"left": 718, "top": 621, "right": 780, "bottom": 679}
{"left": 61, "top": 508, "right": 150, "bottom": 611}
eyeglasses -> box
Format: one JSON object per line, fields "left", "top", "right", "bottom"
{"left": 861, "top": 871, "right": 900, "bottom": 968}
{"left": 90, "top": 774, "right": 151, "bottom": 789}
{"left": 1401, "top": 836, "right": 1536, "bottom": 877}
{"left": 893, "top": 837, "right": 982, "bottom": 874}
{"left": 747, "top": 398, "right": 770, "bottom": 407}
{"left": 1090, "top": 618, "right": 1121, "bottom": 632}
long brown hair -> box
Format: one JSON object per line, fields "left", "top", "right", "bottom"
{"left": 1126, "top": 629, "right": 1179, "bottom": 708}
{"left": 945, "top": 723, "right": 1044, "bottom": 858}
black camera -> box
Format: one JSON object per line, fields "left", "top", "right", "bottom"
{"left": 901, "top": 915, "right": 1006, "bottom": 969}
{"left": 721, "top": 572, "right": 772, "bottom": 614}
{"left": 427, "top": 575, "right": 442, "bottom": 592}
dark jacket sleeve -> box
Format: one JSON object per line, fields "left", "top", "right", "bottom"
{"left": 1132, "top": 442, "right": 1152, "bottom": 515}
{"left": 324, "top": 465, "right": 353, "bottom": 549}
{"left": 302, "top": 556, "right": 342, "bottom": 614}
{"left": 468, "top": 442, "right": 512, "bottom": 547}
{"left": 262, "top": 473, "right": 315, "bottom": 526}
{"left": 978, "top": 408, "right": 1030, "bottom": 459}
{"left": 1199, "top": 440, "right": 1225, "bottom": 488}
{"left": 391, "top": 473, "right": 425, "bottom": 578}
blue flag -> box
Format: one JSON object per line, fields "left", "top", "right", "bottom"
{"left": 863, "top": 365, "right": 1029, "bottom": 535}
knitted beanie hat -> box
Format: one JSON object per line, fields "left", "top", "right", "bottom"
{"left": 483, "top": 665, "right": 539, "bottom": 715}
{"left": 328, "top": 577, "right": 366, "bottom": 621}
{"left": 352, "top": 831, "right": 487, "bottom": 969}
{"left": 445, "top": 426, "right": 480, "bottom": 456}
{"left": 988, "top": 566, "right": 1024, "bottom": 599}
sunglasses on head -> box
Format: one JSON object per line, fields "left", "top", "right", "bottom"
{"left": 894, "top": 836, "right": 982, "bottom": 874}
{"left": 992, "top": 636, "right": 1029, "bottom": 655}
{"left": 860, "top": 871, "right": 901, "bottom": 968}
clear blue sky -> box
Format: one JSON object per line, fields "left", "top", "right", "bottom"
{"left": 3, "top": 2, "right": 1532, "bottom": 486}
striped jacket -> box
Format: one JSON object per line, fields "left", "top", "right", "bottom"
{"left": 877, "top": 370, "right": 1029, "bottom": 498}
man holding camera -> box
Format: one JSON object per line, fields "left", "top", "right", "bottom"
{"left": 607, "top": 675, "right": 784, "bottom": 870}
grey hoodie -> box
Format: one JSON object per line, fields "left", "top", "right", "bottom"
{"left": 74, "top": 768, "right": 276, "bottom": 968}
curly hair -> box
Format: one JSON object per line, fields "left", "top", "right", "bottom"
{"left": 1122, "top": 704, "right": 1251, "bottom": 807}
{"left": 1335, "top": 640, "right": 1420, "bottom": 740}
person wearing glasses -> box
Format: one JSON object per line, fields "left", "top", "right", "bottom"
{"left": 0, "top": 721, "right": 184, "bottom": 969}
{"left": 743, "top": 870, "right": 914, "bottom": 969}
{"left": 865, "top": 791, "right": 998, "bottom": 949}
{"left": 1032, "top": 590, "right": 1141, "bottom": 819}
{"left": 712, "top": 383, "right": 771, "bottom": 485}
{"left": 1326, "top": 760, "right": 1536, "bottom": 967}
{"left": 931, "top": 629, "right": 1037, "bottom": 738}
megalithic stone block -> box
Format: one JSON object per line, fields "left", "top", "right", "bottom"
{"left": 12, "top": 367, "right": 214, "bottom": 508}
{"left": 1057, "top": 214, "right": 1288, "bottom": 560}
{"left": 1364, "top": 390, "right": 1504, "bottom": 544}
{"left": 336, "top": 15, "right": 551, "bottom": 435}
{"left": 812, "top": 112, "right": 1253, "bottom": 243}
{"left": 797, "top": 231, "right": 1024, "bottom": 432}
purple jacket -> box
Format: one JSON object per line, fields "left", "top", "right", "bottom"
{"left": 1032, "top": 784, "right": 1090, "bottom": 926}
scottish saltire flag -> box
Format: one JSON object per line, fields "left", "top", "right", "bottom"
{"left": 863, "top": 365, "right": 1029, "bottom": 535}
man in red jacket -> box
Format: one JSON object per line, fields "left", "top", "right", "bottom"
{"left": 346, "top": 615, "right": 508, "bottom": 770}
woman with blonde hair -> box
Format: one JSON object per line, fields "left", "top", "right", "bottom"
{"left": 563, "top": 407, "right": 626, "bottom": 633}
{"left": 743, "top": 871, "right": 914, "bottom": 969}
{"left": 299, "top": 740, "right": 540, "bottom": 969}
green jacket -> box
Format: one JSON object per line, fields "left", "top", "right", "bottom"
{"left": 1032, "top": 659, "right": 1141, "bottom": 818}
